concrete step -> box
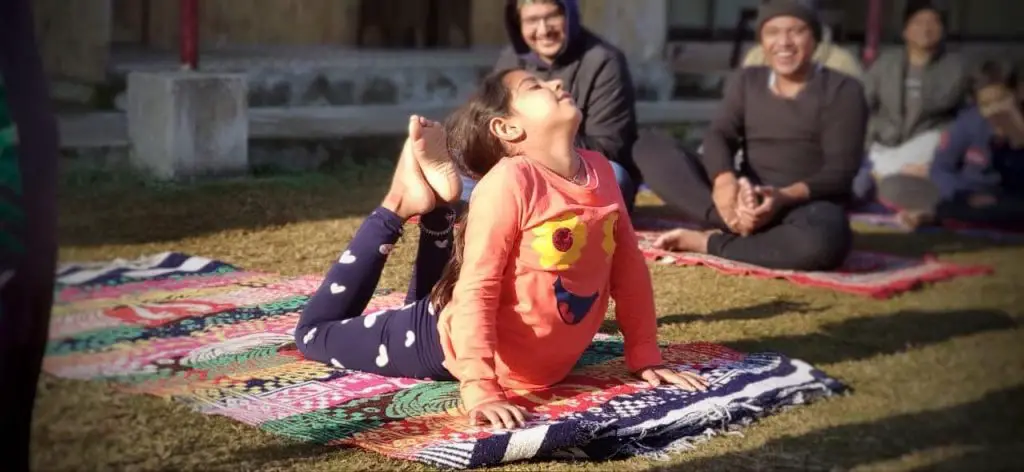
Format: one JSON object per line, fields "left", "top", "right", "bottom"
{"left": 58, "top": 100, "right": 719, "bottom": 149}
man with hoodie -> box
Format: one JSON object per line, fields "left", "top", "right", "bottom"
{"left": 856, "top": 0, "right": 968, "bottom": 201}
{"left": 0, "top": 0, "right": 60, "bottom": 469}
{"left": 461, "top": 0, "right": 641, "bottom": 213}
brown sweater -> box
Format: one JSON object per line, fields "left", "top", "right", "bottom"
{"left": 702, "top": 66, "right": 868, "bottom": 201}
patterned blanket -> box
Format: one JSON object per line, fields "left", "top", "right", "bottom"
{"left": 48, "top": 252, "right": 847, "bottom": 469}
{"left": 634, "top": 218, "right": 992, "bottom": 299}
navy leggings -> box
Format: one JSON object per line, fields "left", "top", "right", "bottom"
{"left": 294, "top": 206, "right": 456, "bottom": 380}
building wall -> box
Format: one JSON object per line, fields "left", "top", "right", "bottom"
{"left": 34, "top": 0, "right": 112, "bottom": 84}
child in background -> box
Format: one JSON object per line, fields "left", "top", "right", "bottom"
{"left": 877, "top": 60, "right": 1024, "bottom": 229}
{"left": 294, "top": 69, "right": 707, "bottom": 430}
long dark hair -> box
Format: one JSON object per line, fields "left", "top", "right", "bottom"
{"left": 428, "top": 68, "right": 519, "bottom": 311}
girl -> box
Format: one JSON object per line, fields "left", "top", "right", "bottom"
{"left": 295, "top": 69, "right": 707, "bottom": 430}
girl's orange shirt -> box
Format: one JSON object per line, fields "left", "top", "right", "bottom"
{"left": 438, "top": 149, "right": 662, "bottom": 412}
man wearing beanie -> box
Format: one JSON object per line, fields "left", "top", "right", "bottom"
{"left": 857, "top": 0, "right": 968, "bottom": 202}
{"left": 634, "top": 0, "right": 867, "bottom": 271}
{"left": 742, "top": 0, "right": 864, "bottom": 81}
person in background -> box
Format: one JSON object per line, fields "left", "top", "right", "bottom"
{"left": 878, "top": 60, "right": 1024, "bottom": 229}
{"left": 0, "top": 0, "right": 60, "bottom": 470}
{"left": 461, "top": 0, "right": 642, "bottom": 213}
{"left": 742, "top": 0, "right": 863, "bottom": 81}
{"left": 855, "top": 0, "right": 968, "bottom": 202}
{"left": 634, "top": 0, "right": 867, "bottom": 271}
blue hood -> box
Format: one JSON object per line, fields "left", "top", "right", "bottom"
{"left": 504, "top": 0, "right": 583, "bottom": 65}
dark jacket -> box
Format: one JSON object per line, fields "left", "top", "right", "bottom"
{"left": 495, "top": 0, "right": 641, "bottom": 184}
{"left": 864, "top": 47, "right": 968, "bottom": 147}
{"left": 930, "top": 106, "right": 1024, "bottom": 200}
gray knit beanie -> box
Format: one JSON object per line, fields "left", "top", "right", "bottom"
{"left": 755, "top": 0, "right": 822, "bottom": 42}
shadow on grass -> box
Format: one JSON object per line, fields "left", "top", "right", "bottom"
{"left": 653, "top": 385, "right": 1024, "bottom": 471}
{"left": 58, "top": 156, "right": 399, "bottom": 247}
{"left": 657, "top": 300, "right": 826, "bottom": 326}
{"left": 725, "top": 309, "right": 1018, "bottom": 365}
{"left": 854, "top": 230, "right": 1023, "bottom": 258}
{"left": 601, "top": 299, "right": 826, "bottom": 333}
{"left": 206, "top": 441, "right": 346, "bottom": 472}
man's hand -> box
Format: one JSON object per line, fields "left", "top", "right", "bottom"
{"left": 737, "top": 185, "right": 784, "bottom": 231}
{"left": 468, "top": 401, "right": 529, "bottom": 430}
{"left": 900, "top": 163, "right": 929, "bottom": 178}
{"left": 636, "top": 365, "right": 709, "bottom": 392}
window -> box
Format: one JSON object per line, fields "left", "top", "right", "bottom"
{"left": 667, "top": 0, "right": 760, "bottom": 41}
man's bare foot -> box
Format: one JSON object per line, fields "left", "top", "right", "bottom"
{"left": 897, "top": 210, "right": 934, "bottom": 230}
{"left": 382, "top": 138, "right": 436, "bottom": 220}
{"left": 409, "top": 115, "right": 462, "bottom": 203}
{"left": 738, "top": 177, "right": 757, "bottom": 211}
{"left": 653, "top": 228, "right": 722, "bottom": 253}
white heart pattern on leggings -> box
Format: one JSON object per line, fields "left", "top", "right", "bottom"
{"left": 375, "top": 344, "right": 389, "bottom": 367}
{"left": 379, "top": 244, "right": 394, "bottom": 255}
{"left": 330, "top": 283, "right": 346, "bottom": 294}
{"left": 434, "top": 239, "right": 449, "bottom": 249}
{"left": 330, "top": 358, "right": 345, "bottom": 369}
{"left": 302, "top": 327, "right": 317, "bottom": 345}
{"left": 363, "top": 309, "right": 384, "bottom": 328}
{"left": 405, "top": 330, "right": 416, "bottom": 347}
{"left": 338, "top": 250, "right": 357, "bottom": 264}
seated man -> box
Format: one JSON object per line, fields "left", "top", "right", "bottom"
{"left": 856, "top": 0, "right": 967, "bottom": 201}
{"left": 634, "top": 0, "right": 867, "bottom": 271}
{"left": 878, "top": 60, "right": 1024, "bottom": 229}
{"left": 462, "top": 0, "right": 642, "bottom": 212}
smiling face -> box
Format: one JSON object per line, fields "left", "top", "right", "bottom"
{"left": 903, "top": 9, "right": 943, "bottom": 52}
{"left": 760, "top": 15, "right": 816, "bottom": 79}
{"left": 487, "top": 69, "right": 581, "bottom": 146}
{"left": 518, "top": 1, "right": 567, "bottom": 62}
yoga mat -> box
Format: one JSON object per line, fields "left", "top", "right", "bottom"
{"left": 634, "top": 219, "right": 992, "bottom": 299}
{"left": 48, "top": 252, "right": 847, "bottom": 469}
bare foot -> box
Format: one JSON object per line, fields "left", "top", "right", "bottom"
{"left": 382, "top": 137, "right": 436, "bottom": 220}
{"left": 897, "top": 210, "right": 934, "bottom": 230}
{"left": 738, "top": 177, "right": 757, "bottom": 211}
{"left": 653, "top": 228, "right": 721, "bottom": 253}
{"left": 409, "top": 115, "right": 462, "bottom": 203}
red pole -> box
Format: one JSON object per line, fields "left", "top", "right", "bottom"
{"left": 180, "top": 0, "right": 198, "bottom": 70}
{"left": 862, "top": 0, "right": 882, "bottom": 67}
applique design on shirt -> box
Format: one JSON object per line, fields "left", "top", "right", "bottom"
{"left": 553, "top": 276, "right": 597, "bottom": 325}
{"left": 601, "top": 212, "right": 618, "bottom": 260}
{"left": 531, "top": 212, "right": 587, "bottom": 270}
{"left": 966, "top": 147, "right": 989, "bottom": 166}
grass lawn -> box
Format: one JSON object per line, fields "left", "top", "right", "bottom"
{"left": 34, "top": 157, "right": 1024, "bottom": 471}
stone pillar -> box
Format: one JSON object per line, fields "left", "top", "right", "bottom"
{"left": 127, "top": 72, "right": 249, "bottom": 180}
{"left": 581, "top": 0, "right": 667, "bottom": 62}
{"left": 580, "top": 0, "right": 673, "bottom": 101}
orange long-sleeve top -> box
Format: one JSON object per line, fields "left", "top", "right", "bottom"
{"left": 437, "top": 149, "right": 663, "bottom": 412}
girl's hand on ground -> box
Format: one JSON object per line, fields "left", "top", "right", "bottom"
{"left": 637, "top": 366, "right": 709, "bottom": 392}
{"left": 468, "top": 401, "right": 529, "bottom": 429}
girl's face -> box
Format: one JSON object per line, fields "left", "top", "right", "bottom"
{"left": 498, "top": 70, "right": 581, "bottom": 139}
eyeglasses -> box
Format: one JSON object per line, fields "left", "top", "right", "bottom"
{"left": 521, "top": 11, "right": 565, "bottom": 30}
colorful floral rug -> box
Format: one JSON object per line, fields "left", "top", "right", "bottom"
{"left": 48, "top": 252, "right": 848, "bottom": 469}
{"left": 634, "top": 218, "right": 992, "bottom": 299}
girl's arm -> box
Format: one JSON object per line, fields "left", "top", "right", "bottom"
{"left": 608, "top": 203, "right": 663, "bottom": 373}
{"left": 445, "top": 164, "right": 524, "bottom": 412}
